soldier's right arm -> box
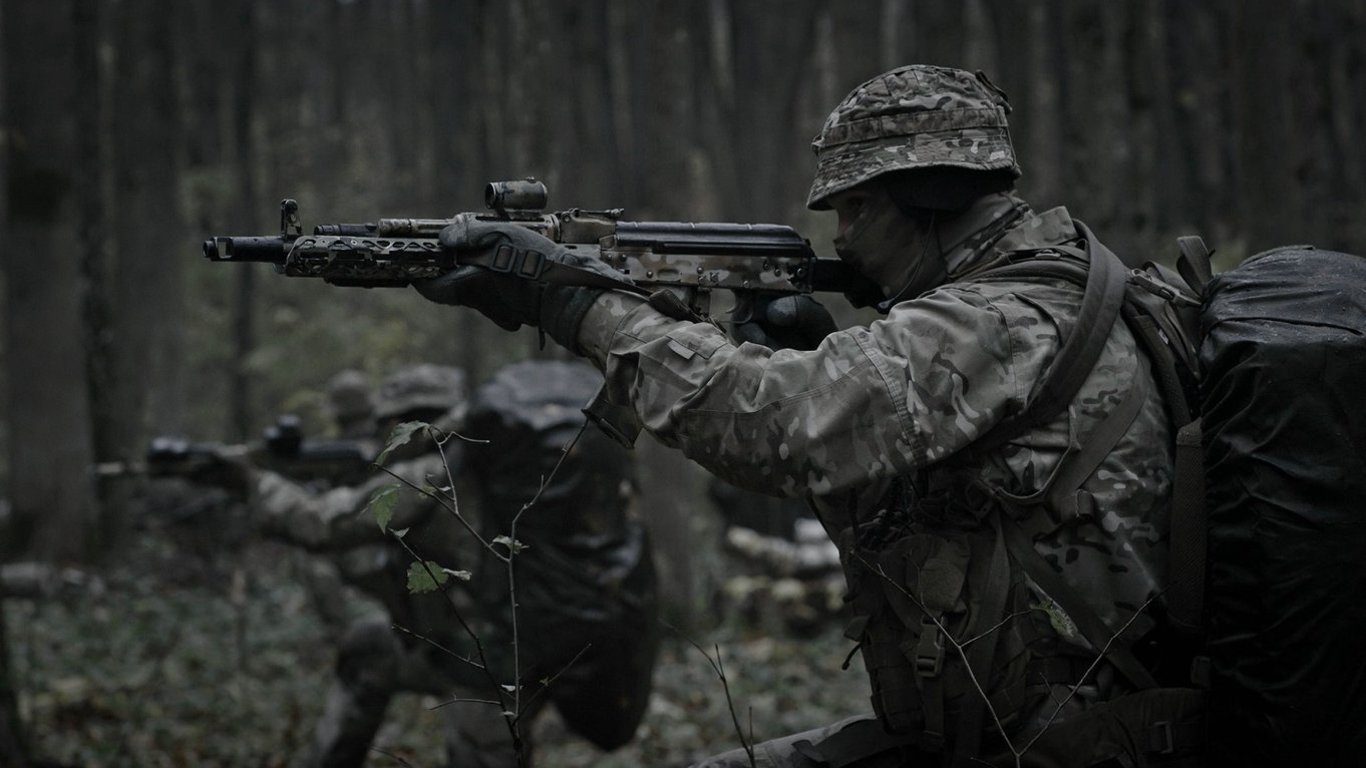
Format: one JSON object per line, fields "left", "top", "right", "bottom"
{"left": 250, "top": 453, "right": 447, "bottom": 551}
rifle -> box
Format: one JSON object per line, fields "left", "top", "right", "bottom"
{"left": 201, "top": 179, "right": 882, "bottom": 317}
{"left": 96, "top": 415, "right": 375, "bottom": 487}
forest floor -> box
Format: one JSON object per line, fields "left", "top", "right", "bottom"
{"left": 6, "top": 511, "right": 867, "bottom": 768}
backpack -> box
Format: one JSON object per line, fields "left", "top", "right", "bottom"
{"left": 982, "top": 231, "right": 1366, "bottom": 765}
{"left": 464, "top": 360, "right": 660, "bottom": 750}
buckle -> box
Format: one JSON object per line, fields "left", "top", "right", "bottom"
{"left": 1150, "top": 721, "right": 1174, "bottom": 755}
{"left": 491, "top": 244, "right": 516, "bottom": 272}
{"left": 517, "top": 249, "right": 544, "bottom": 278}
{"left": 913, "top": 617, "right": 944, "bottom": 678}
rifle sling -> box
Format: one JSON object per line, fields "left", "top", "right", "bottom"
{"left": 460, "top": 245, "right": 648, "bottom": 295}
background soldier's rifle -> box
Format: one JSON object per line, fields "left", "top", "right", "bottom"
{"left": 96, "top": 415, "right": 375, "bottom": 488}
{"left": 201, "top": 179, "right": 882, "bottom": 319}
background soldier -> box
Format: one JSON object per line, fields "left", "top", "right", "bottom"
{"left": 246, "top": 361, "right": 658, "bottom": 767}
{"left": 413, "top": 65, "right": 1202, "bottom": 767}
{"left": 324, "top": 368, "right": 378, "bottom": 442}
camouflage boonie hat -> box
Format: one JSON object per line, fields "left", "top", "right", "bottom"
{"left": 375, "top": 364, "right": 467, "bottom": 419}
{"left": 807, "top": 65, "right": 1021, "bottom": 209}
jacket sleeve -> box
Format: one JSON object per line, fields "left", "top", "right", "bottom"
{"left": 251, "top": 453, "right": 448, "bottom": 551}
{"left": 575, "top": 286, "right": 1052, "bottom": 498}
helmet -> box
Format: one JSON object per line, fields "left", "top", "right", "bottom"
{"left": 325, "top": 369, "right": 374, "bottom": 424}
{"left": 374, "top": 364, "right": 467, "bottom": 420}
{"left": 807, "top": 65, "right": 1021, "bottom": 210}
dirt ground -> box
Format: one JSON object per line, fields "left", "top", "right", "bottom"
{"left": 6, "top": 517, "right": 867, "bottom": 768}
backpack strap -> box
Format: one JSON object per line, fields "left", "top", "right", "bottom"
{"left": 1175, "top": 236, "right": 1214, "bottom": 296}
{"left": 970, "top": 222, "right": 1130, "bottom": 453}
{"left": 1165, "top": 418, "right": 1206, "bottom": 637}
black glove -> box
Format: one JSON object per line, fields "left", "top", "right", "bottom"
{"left": 413, "top": 215, "right": 633, "bottom": 350}
{"left": 730, "top": 294, "right": 838, "bottom": 351}
{"left": 188, "top": 449, "right": 254, "bottom": 496}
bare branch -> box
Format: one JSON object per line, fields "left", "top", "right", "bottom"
{"left": 665, "top": 622, "right": 758, "bottom": 768}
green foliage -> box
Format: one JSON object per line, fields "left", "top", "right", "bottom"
{"left": 368, "top": 483, "right": 400, "bottom": 531}
{"left": 376, "top": 421, "right": 430, "bottom": 466}
{"left": 405, "top": 561, "right": 448, "bottom": 594}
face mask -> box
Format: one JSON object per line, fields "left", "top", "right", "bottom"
{"left": 833, "top": 191, "right": 946, "bottom": 304}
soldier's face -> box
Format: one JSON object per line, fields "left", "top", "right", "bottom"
{"left": 827, "top": 188, "right": 877, "bottom": 238}
{"left": 828, "top": 183, "right": 947, "bottom": 301}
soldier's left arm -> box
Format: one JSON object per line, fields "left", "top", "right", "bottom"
{"left": 251, "top": 454, "right": 447, "bottom": 550}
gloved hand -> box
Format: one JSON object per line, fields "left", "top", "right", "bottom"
{"left": 730, "top": 294, "right": 837, "bottom": 351}
{"left": 413, "top": 215, "right": 634, "bottom": 350}
{"left": 188, "top": 448, "right": 254, "bottom": 497}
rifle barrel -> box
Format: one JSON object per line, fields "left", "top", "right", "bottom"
{"left": 203, "top": 236, "right": 289, "bottom": 264}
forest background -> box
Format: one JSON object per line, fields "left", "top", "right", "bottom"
{"left": 1, "top": 0, "right": 1364, "bottom": 765}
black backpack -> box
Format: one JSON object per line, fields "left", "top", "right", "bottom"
{"left": 978, "top": 230, "right": 1366, "bottom": 764}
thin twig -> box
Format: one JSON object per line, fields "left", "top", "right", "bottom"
{"left": 383, "top": 416, "right": 593, "bottom": 768}
{"left": 502, "top": 419, "right": 589, "bottom": 728}
{"left": 1015, "top": 592, "right": 1161, "bottom": 760}
{"left": 369, "top": 746, "right": 420, "bottom": 767}
{"left": 375, "top": 457, "right": 498, "bottom": 556}
{"left": 429, "top": 695, "right": 506, "bottom": 710}
{"left": 516, "top": 642, "right": 592, "bottom": 715}
{"left": 858, "top": 552, "right": 1161, "bottom": 768}
{"left": 390, "top": 623, "right": 486, "bottom": 672}
{"left": 665, "top": 622, "right": 758, "bottom": 768}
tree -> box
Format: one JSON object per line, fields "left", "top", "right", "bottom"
{"left": 2, "top": 0, "right": 98, "bottom": 562}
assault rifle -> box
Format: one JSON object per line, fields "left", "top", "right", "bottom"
{"left": 201, "top": 179, "right": 881, "bottom": 317}
{"left": 96, "top": 415, "right": 375, "bottom": 487}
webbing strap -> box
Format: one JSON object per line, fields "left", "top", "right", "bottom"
{"left": 1165, "top": 418, "right": 1207, "bottom": 636}
{"left": 1044, "top": 364, "right": 1150, "bottom": 521}
{"left": 460, "top": 244, "right": 646, "bottom": 294}
{"left": 971, "top": 225, "right": 1130, "bottom": 453}
{"left": 999, "top": 515, "right": 1159, "bottom": 691}
{"left": 1175, "top": 236, "right": 1214, "bottom": 296}
{"left": 952, "top": 515, "right": 1014, "bottom": 766}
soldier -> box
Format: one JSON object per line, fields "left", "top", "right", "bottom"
{"left": 246, "top": 362, "right": 657, "bottom": 767}
{"left": 413, "top": 65, "right": 1204, "bottom": 767}
{"left": 325, "top": 368, "right": 378, "bottom": 442}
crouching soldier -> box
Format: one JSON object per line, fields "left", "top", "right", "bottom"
{"left": 244, "top": 361, "right": 658, "bottom": 767}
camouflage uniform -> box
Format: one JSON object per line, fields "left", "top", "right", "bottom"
{"left": 571, "top": 66, "right": 1187, "bottom": 766}
{"left": 252, "top": 363, "right": 657, "bottom": 767}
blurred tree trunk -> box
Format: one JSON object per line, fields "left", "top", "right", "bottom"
{"left": 1323, "top": 1, "right": 1366, "bottom": 249}
{"left": 3, "top": 0, "right": 98, "bottom": 561}
{"left": 228, "top": 0, "right": 258, "bottom": 441}
{"left": 1167, "top": 3, "right": 1234, "bottom": 244}
{"left": 0, "top": 2, "right": 19, "bottom": 758}
{"left": 74, "top": 0, "right": 121, "bottom": 549}
{"left": 633, "top": 0, "right": 693, "bottom": 219}
{"left": 97, "top": 0, "right": 182, "bottom": 548}
{"left": 1022, "top": 1, "right": 1063, "bottom": 208}
{"left": 1231, "top": 0, "right": 1296, "bottom": 253}
{"left": 0, "top": 598, "right": 23, "bottom": 765}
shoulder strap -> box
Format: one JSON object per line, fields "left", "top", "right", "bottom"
{"left": 971, "top": 221, "right": 1130, "bottom": 453}
{"left": 1175, "top": 236, "right": 1214, "bottom": 296}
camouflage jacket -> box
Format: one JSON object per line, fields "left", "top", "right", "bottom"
{"left": 577, "top": 198, "right": 1172, "bottom": 648}
{"left": 251, "top": 431, "right": 483, "bottom": 642}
